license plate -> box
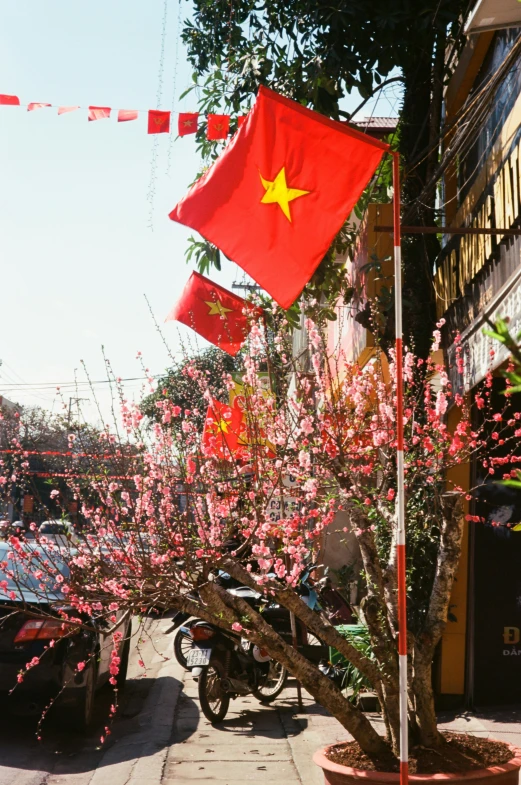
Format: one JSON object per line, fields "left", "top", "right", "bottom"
{"left": 186, "top": 647, "right": 211, "bottom": 667}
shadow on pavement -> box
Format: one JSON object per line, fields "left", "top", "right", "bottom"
{"left": 0, "top": 673, "right": 197, "bottom": 777}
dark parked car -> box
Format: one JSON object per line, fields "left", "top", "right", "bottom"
{"left": 0, "top": 542, "right": 131, "bottom": 730}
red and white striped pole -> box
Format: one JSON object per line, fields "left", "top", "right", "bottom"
{"left": 392, "top": 151, "right": 408, "bottom": 785}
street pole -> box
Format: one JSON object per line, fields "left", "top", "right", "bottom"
{"left": 392, "top": 151, "right": 408, "bottom": 785}
{"left": 67, "top": 397, "right": 88, "bottom": 430}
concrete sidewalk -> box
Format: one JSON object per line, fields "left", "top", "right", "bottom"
{"left": 21, "top": 615, "right": 521, "bottom": 785}
{"left": 162, "top": 668, "right": 521, "bottom": 785}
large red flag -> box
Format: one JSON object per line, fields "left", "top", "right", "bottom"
{"left": 170, "top": 86, "right": 388, "bottom": 308}
{"left": 166, "top": 271, "right": 262, "bottom": 356}
{"left": 202, "top": 399, "right": 246, "bottom": 460}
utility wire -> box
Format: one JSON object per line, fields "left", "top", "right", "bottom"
{"left": 146, "top": 0, "right": 169, "bottom": 231}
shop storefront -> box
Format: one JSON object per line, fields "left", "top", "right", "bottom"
{"left": 436, "top": 25, "right": 521, "bottom": 705}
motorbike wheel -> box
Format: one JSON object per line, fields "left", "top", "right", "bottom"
{"left": 173, "top": 628, "right": 193, "bottom": 670}
{"left": 198, "top": 661, "right": 230, "bottom": 723}
{"left": 253, "top": 661, "right": 288, "bottom": 703}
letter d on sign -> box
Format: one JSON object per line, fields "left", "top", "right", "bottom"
{"left": 503, "top": 627, "right": 520, "bottom": 644}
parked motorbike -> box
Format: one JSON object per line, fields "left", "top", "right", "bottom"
{"left": 172, "top": 572, "right": 318, "bottom": 670}
{"left": 172, "top": 565, "right": 353, "bottom": 670}
{"left": 186, "top": 617, "right": 288, "bottom": 722}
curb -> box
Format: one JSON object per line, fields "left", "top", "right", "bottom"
{"left": 88, "top": 624, "right": 185, "bottom": 785}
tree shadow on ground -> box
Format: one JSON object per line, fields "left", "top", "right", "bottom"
{"left": 0, "top": 674, "right": 197, "bottom": 777}
{"left": 439, "top": 706, "right": 521, "bottom": 733}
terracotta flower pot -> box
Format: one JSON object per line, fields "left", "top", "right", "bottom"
{"left": 313, "top": 744, "right": 521, "bottom": 785}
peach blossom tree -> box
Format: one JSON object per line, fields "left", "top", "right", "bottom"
{"left": 0, "top": 318, "right": 517, "bottom": 759}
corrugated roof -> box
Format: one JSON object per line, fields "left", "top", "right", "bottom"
{"left": 354, "top": 117, "right": 398, "bottom": 129}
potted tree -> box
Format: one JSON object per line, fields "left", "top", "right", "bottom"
{"left": 1, "top": 320, "right": 520, "bottom": 780}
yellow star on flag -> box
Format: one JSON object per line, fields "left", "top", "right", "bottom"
{"left": 259, "top": 166, "right": 310, "bottom": 222}
{"left": 213, "top": 417, "right": 230, "bottom": 434}
{"left": 204, "top": 299, "right": 233, "bottom": 318}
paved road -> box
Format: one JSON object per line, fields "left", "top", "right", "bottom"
{"left": 0, "top": 616, "right": 185, "bottom": 785}
{"left": 1, "top": 617, "right": 521, "bottom": 785}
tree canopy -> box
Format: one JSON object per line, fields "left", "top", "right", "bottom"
{"left": 181, "top": 0, "right": 469, "bottom": 356}
{"left": 141, "top": 347, "right": 239, "bottom": 431}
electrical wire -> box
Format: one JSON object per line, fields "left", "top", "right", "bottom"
{"left": 146, "top": 0, "right": 169, "bottom": 231}
{"left": 0, "top": 375, "right": 159, "bottom": 391}
{"left": 166, "top": 0, "right": 183, "bottom": 176}
{"left": 404, "top": 31, "right": 521, "bottom": 220}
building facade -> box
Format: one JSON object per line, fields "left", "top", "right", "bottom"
{"left": 436, "top": 5, "right": 521, "bottom": 706}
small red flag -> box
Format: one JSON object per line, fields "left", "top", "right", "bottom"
{"left": 148, "top": 110, "right": 170, "bottom": 134}
{"left": 0, "top": 95, "right": 20, "bottom": 106}
{"left": 207, "top": 114, "right": 230, "bottom": 140}
{"left": 165, "top": 271, "right": 262, "bottom": 356}
{"left": 58, "top": 106, "right": 80, "bottom": 115}
{"left": 27, "top": 103, "right": 51, "bottom": 112}
{"left": 170, "top": 86, "right": 388, "bottom": 308}
{"left": 88, "top": 106, "right": 111, "bottom": 121}
{"left": 178, "top": 112, "right": 198, "bottom": 136}
{"left": 202, "top": 399, "right": 246, "bottom": 460}
{"left": 118, "top": 109, "right": 138, "bottom": 122}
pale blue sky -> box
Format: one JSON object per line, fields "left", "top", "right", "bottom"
{"left": 0, "top": 1, "right": 399, "bottom": 424}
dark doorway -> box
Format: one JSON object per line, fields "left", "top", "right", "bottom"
{"left": 469, "top": 378, "right": 521, "bottom": 705}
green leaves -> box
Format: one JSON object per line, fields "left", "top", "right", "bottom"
{"left": 185, "top": 236, "right": 222, "bottom": 274}
{"left": 485, "top": 318, "right": 521, "bottom": 394}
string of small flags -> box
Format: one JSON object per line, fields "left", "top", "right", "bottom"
{"left": 0, "top": 94, "right": 246, "bottom": 139}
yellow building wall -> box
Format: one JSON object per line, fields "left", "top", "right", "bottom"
{"left": 438, "top": 406, "right": 471, "bottom": 695}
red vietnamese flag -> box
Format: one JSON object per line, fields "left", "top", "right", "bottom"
{"left": 170, "top": 86, "right": 388, "bottom": 308}
{"left": 178, "top": 112, "right": 198, "bottom": 136}
{"left": 166, "top": 271, "right": 262, "bottom": 356}
{"left": 118, "top": 109, "right": 138, "bottom": 122}
{"left": 88, "top": 106, "right": 111, "bottom": 121}
{"left": 148, "top": 110, "right": 170, "bottom": 134}
{"left": 202, "top": 399, "right": 246, "bottom": 460}
{"left": 0, "top": 95, "right": 20, "bottom": 105}
{"left": 27, "top": 103, "right": 51, "bottom": 111}
{"left": 207, "top": 114, "right": 230, "bottom": 140}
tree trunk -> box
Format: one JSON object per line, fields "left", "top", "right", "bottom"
{"left": 399, "top": 30, "right": 439, "bottom": 359}
{"left": 208, "top": 582, "right": 391, "bottom": 758}
{"left": 413, "top": 494, "right": 465, "bottom": 746}
{"left": 221, "top": 556, "right": 381, "bottom": 685}
{"left": 411, "top": 647, "right": 443, "bottom": 748}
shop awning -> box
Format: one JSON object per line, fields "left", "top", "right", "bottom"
{"left": 465, "top": 0, "right": 521, "bottom": 34}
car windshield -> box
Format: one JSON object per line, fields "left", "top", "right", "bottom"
{"left": 39, "top": 522, "right": 69, "bottom": 534}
